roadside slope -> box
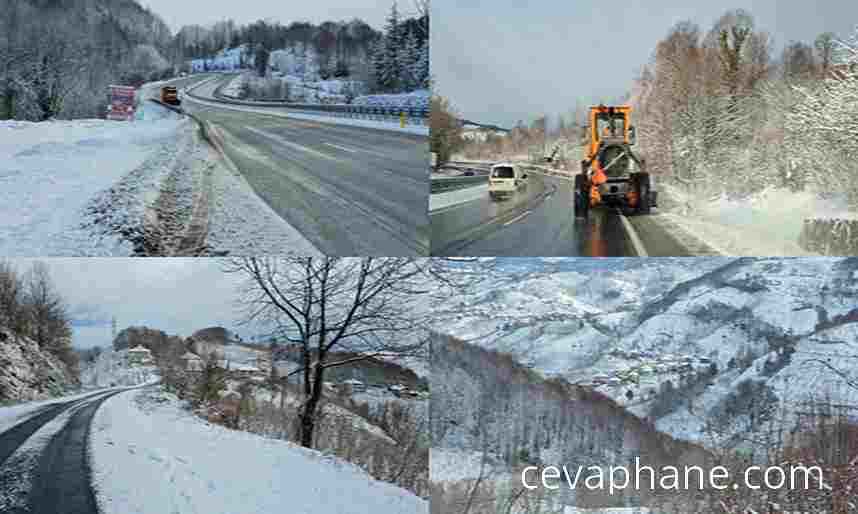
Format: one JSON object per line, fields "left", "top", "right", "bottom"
{"left": 90, "top": 388, "right": 428, "bottom": 514}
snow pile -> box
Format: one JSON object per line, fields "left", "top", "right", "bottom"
{"left": 429, "top": 185, "right": 489, "bottom": 212}
{"left": 660, "top": 184, "right": 855, "bottom": 256}
{"left": 90, "top": 388, "right": 427, "bottom": 514}
{"left": 353, "top": 89, "right": 430, "bottom": 110}
{"left": 79, "top": 350, "right": 159, "bottom": 389}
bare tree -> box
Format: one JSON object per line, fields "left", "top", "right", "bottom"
{"left": 226, "top": 257, "right": 437, "bottom": 448}
{"left": 23, "top": 261, "right": 71, "bottom": 351}
{"left": 430, "top": 95, "right": 465, "bottom": 166}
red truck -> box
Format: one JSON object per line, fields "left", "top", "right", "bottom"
{"left": 106, "top": 85, "right": 137, "bottom": 121}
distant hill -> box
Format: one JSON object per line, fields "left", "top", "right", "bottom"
{"left": 1, "top": 0, "right": 174, "bottom": 120}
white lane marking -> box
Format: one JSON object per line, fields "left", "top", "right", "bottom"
{"left": 324, "top": 142, "right": 358, "bottom": 153}
{"left": 244, "top": 126, "right": 341, "bottom": 162}
{"left": 618, "top": 210, "right": 649, "bottom": 257}
{"left": 504, "top": 210, "right": 531, "bottom": 226}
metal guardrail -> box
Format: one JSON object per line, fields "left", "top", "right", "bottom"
{"left": 185, "top": 75, "right": 429, "bottom": 126}
{"left": 430, "top": 175, "right": 488, "bottom": 194}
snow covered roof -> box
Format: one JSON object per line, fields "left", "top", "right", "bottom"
{"left": 343, "top": 379, "right": 364, "bottom": 385}
{"left": 235, "top": 365, "right": 260, "bottom": 372}
{"left": 128, "top": 345, "right": 151, "bottom": 353}
{"left": 181, "top": 352, "right": 201, "bottom": 360}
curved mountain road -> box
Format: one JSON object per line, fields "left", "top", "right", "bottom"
{"left": 0, "top": 389, "right": 130, "bottom": 514}
{"left": 180, "top": 75, "right": 429, "bottom": 256}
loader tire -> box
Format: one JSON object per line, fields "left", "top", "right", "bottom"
{"left": 574, "top": 174, "right": 589, "bottom": 218}
{"left": 635, "top": 172, "right": 651, "bottom": 215}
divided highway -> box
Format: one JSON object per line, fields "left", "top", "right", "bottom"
{"left": 174, "top": 74, "right": 429, "bottom": 256}
{"left": 430, "top": 171, "right": 696, "bottom": 256}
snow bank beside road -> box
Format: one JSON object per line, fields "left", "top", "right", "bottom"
{"left": 90, "top": 388, "right": 427, "bottom": 514}
{"left": 0, "top": 103, "right": 181, "bottom": 255}
{"left": 659, "top": 184, "right": 856, "bottom": 256}
{"left": 429, "top": 184, "right": 488, "bottom": 212}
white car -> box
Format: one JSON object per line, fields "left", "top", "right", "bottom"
{"left": 488, "top": 163, "right": 527, "bottom": 199}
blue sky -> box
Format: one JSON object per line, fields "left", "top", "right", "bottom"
{"left": 8, "top": 259, "right": 255, "bottom": 349}
{"left": 432, "top": 0, "right": 858, "bottom": 127}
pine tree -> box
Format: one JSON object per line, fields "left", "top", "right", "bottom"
{"left": 374, "top": 3, "right": 402, "bottom": 92}
{"left": 397, "top": 30, "right": 419, "bottom": 91}
{"left": 415, "top": 42, "right": 429, "bottom": 89}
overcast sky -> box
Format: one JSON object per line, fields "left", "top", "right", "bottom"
{"left": 137, "top": 0, "right": 408, "bottom": 32}
{"left": 9, "top": 259, "right": 253, "bottom": 349}
{"left": 432, "top": 0, "right": 858, "bottom": 128}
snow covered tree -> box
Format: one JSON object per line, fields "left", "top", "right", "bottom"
{"left": 415, "top": 42, "right": 429, "bottom": 88}
{"left": 397, "top": 29, "right": 420, "bottom": 91}
{"left": 373, "top": 3, "right": 404, "bottom": 92}
{"left": 254, "top": 44, "right": 270, "bottom": 78}
{"left": 786, "top": 26, "right": 858, "bottom": 207}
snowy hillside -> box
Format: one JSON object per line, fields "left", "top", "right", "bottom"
{"left": 0, "top": 327, "right": 77, "bottom": 403}
{"left": 90, "top": 388, "right": 428, "bottom": 514}
{"left": 80, "top": 349, "right": 159, "bottom": 389}
{"left": 432, "top": 258, "right": 725, "bottom": 374}
{"left": 433, "top": 257, "right": 858, "bottom": 448}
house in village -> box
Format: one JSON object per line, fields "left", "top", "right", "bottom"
{"left": 341, "top": 379, "right": 366, "bottom": 394}
{"left": 181, "top": 351, "right": 204, "bottom": 373}
{"left": 127, "top": 345, "right": 153, "bottom": 365}
{"left": 233, "top": 365, "right": 263, "bottom": 379}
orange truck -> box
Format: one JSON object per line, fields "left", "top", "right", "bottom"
{"left": 567, "top": 104, "right": 656, "bottom": 217}
{"left": 160, "top": 86, "right": 180, "bottom": 106}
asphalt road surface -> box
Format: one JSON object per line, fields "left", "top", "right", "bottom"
{"left": 180, "top": 76, "right": 429, "bottom": 256}
{"left": 430, "top": 172, "right": 693, "bottom": 256}
{"left": 0, "top": 389, "right": 128, "bottom": 514}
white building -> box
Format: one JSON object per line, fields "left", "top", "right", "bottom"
{"left": 127, "top": 345, "right": 153, "bottom": 365}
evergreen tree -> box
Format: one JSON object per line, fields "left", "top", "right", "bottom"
{"left": 374, "top": 3, "right": 402, "bottom": 92}
{"left": 397, "top": 30, "right": 419, "bottom": 91}
{"left": 414, "top": 41, "right": 429, "bottom": 89}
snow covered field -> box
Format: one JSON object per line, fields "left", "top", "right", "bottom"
{"left": 0, "top": 97, "right": 319, "bottom": 256}
{"left": 90, "top": 388, "right": 427, "bottom": 514}
{"left": 0, "top": 103, "right": 181, "bottom": 255}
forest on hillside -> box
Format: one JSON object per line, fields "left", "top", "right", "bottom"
{"left": 431, "top": 333, "right": 858, "bottom": 514}
{"left": 0, "top": 0, "right": 429, "bottom": 121}
{"left": 635, "top": 9, "right": 858, "bottom": 209}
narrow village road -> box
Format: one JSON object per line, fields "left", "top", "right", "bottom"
{"left": 0, "top": 389, "right": 131, "bottom": 514}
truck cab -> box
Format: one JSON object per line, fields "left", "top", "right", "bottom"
{"left": 161, "top": 86, "right": 180, "bottom": 106}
